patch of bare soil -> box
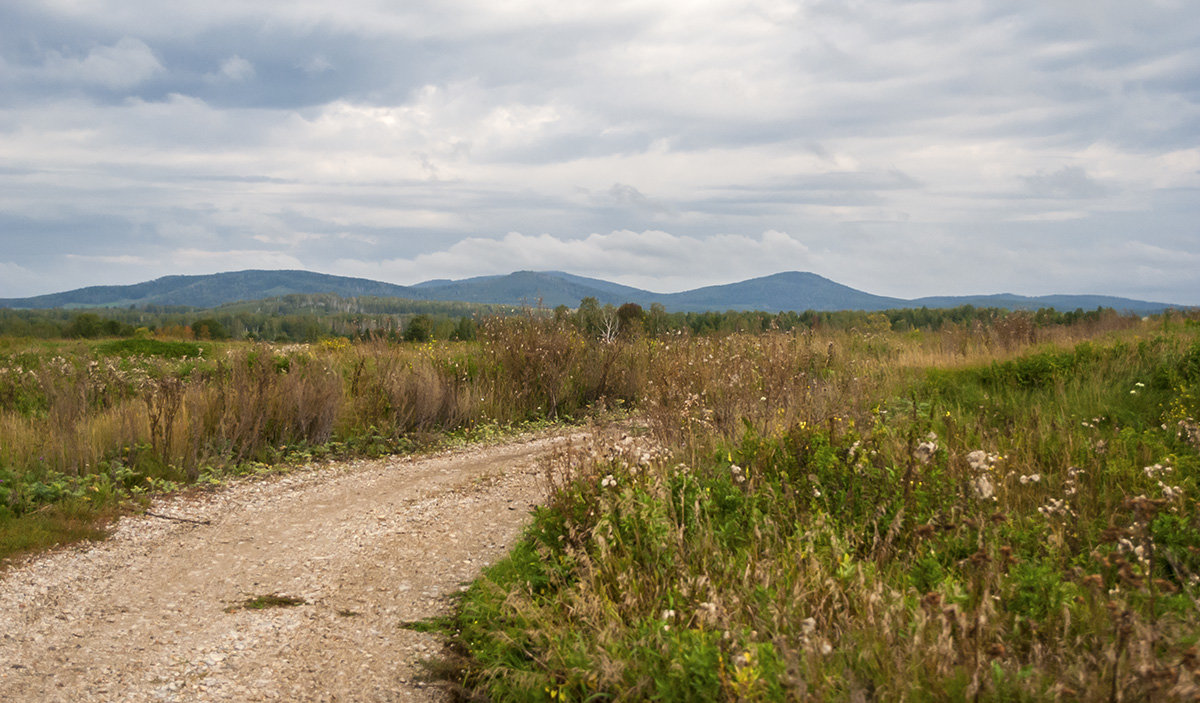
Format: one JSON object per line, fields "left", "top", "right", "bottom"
{"left": 0, "top": 430, "right": 581, "bottom": 702}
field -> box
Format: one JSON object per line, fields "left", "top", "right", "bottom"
{"left": 1, "top": 308, "right": 1199, "bottom": 699}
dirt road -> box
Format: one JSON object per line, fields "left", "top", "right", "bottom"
{"left": 0, "top": 431, "right": 577, "bottom": 702}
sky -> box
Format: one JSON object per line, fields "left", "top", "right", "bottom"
{"left": 1, "top": 0, "right": 1198, "bottom": 304}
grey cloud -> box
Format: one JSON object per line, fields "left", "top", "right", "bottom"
{"left": 680, "top": 171, "right": 921, "bottom": 215}
{"left": 0, "top": 211, "right": 162, "bottom": 261}
{"left": 204, "top": 55, "right": 255, "bottom": 84}
{"left": 1021, "top": 166, "right": 1108, "bottom": 199}
{"left": 1, "top": 0, "right": 1198, "bottom": 305}
{"left": 40, "top": 36, "right": 163, "bottom": 89}
{"left": 0, "top": 7, "right": 432, "bottom": 108}
{"left": 727, "top": 171, "right": 922, "bottom": 193}
{"left": 605, "top": 184, "right": 672, "bottom": 215}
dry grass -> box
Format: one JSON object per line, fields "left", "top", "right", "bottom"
{"left": 4, "top": 313, "right": 1199, "bottom": 699}
{"left": 448, "top": 317, "right": 1200, "bottom": 702}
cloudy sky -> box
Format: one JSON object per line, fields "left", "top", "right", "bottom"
{"left": 1, "top": 0, "right": 1198, "bottom": 303}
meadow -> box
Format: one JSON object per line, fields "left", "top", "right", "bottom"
{"left": 1, "top": 307, "right": 1198, "bottom": 699}
{"left": 442, "top": 311, "right": 1200, "bottom": 701}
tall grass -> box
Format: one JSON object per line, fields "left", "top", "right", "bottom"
{"left": 447, "top": 321, "right": 1200, "bottom": 701}
{"left": 4, "top": 313, "right": 1199, "bottom": 699}
{"left": 0, "top": 318, "right": 651, "bottom": 558}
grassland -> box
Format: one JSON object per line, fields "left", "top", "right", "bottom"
{"left": 442, "top": 314, "right": 1200, "bottom": 701}
{"left": 2, "top": 309, "right": 1198, "bottom": 699}
{"left": 0, "top": 318, "right": 621, "bottom": 560}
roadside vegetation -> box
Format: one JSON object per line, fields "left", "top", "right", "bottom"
{"left": 444, "top": 311, "right": 1200, "bottom": 701}
{"left": 0, "top": 321, "right": 606, "bottom": 561}
{"left": 2, "top": 301, "right": 1199, "bottom": 698}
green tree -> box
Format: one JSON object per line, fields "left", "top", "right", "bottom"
{"left": 191, "top": 317, "right": 229, "bottom": 340}
{"left": 404, "top": 314, "right": 433, "bottom": 342}
{"left": 616, "top": 302, "right": 645, "bottom": 338}
{"left": 577, "top": 297, "right": 602, "bottom": 335}
{"left": 66, "top": 313, "right": 104, "bottom": 338}
{"left": 453, "top": 316, "right": 477, "bottom": 341}
{"left": 647, "top": 302, "right": 668, "bottom": 336}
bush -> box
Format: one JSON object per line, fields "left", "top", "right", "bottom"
{"left": 403, "top": 315, "right": 433, "bottom": 342}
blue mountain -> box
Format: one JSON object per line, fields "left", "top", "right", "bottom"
{"left": 0, "top": 269, "right": 1183, "bottom": 314}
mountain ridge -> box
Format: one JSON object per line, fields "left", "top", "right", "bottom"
{"left": 0, "top": 269, "right": 1184, "bottom": 314}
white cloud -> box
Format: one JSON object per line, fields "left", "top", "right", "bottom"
{"left": 251, "top": 232, "right": 323, "bottom": 246}
{"left": 1021, "top": 166, "right": 1107, "bottom": 199}
{"left": 1007, "top": 210, "right": 1090, "bottom": 222}
{"left": 206, "top": 55, "right": 255, "bottom": 83}
{"left": 330, "top": 229, "right": 813, "bottom": 292}
{"left": 0, "top": 261, "right": 43, "bottom": 298}
{"left": 64, "top": 254, "right": 152, "bottom": 265}
{"left": 302, "top": 55, "right": 333, "bottom": 75}
{"left": 0, "top": 0, "right": 1198, "bottom": 305}
{"left": 41, "top": 36, "right": 163, "bottom": 89}
{"left": 166, "top": 248, "right": 306, "bottom": 273}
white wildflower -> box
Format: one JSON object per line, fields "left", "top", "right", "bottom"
{"left": 1038, "top": 498, "right": 1069, "bottom": 518}
{"left": 973, "top": 475, "right": 995, "bottom": 500}
{"left": 914, "top": 441, "right": 937, "bottom": 465}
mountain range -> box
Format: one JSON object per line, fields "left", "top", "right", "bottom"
{"left": 0, "top": 269, "right": 1183, "bottom": 314}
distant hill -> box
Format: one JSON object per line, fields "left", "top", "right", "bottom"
{"left": 0, "top": 269, "right": 1183, "bottom": 314}
{"left": 660, "top": 272, "right": 905, "bottom": 313}
{"left": 909, "top": 293, "right": 1171, "bottom": 316}
{"left": 0, "top": 270, "right": 419, "bottom": 309}
{"left": 410, "top": 271, "right": 633, "bottom": 308}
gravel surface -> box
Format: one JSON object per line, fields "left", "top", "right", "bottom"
{"left": 0, "top": 430, "right": 581, "bottom": 702}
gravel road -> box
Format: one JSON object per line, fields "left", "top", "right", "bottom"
{"left": 0, "top": 431, "right": 578, "bottom": 702}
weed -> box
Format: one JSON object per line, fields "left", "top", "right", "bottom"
{"left": 227, "top": 593, "right": 307, "bottom": 612}
{"left": 442, "top": 322, "right": 1200, "bottom": 701}
{"left": 3, "top": 311, "right": 1200, "bottom": 698}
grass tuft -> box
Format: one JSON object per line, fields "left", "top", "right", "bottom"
{"left": 227, "top": 593, "right": 308, "bottom": 612}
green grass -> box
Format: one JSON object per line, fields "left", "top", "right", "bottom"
{"left": 443, "top": 332, "right": 1200, "bottom": 701}
{"left": 94, "top": 338, "right": 204, "bottom": 359}
{"left": 3, "top": 316, "right": 1200, "bottom": 697}
{"left": 228, "top": 593, "right": 308, "bottom": 612}
{"left": 0, "top": 501, "right": 112, "bottom": 563}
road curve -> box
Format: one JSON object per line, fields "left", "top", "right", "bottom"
{"left": 0, "top": 431, "right": 578, "bottom": 702}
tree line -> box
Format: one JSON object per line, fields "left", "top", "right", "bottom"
{"left": 0, "top": 292, "right": 1149, "bottom": 343}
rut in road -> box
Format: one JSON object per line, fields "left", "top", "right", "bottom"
{"left": 0, "top": 430, "right": 582, "bottom": 702}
